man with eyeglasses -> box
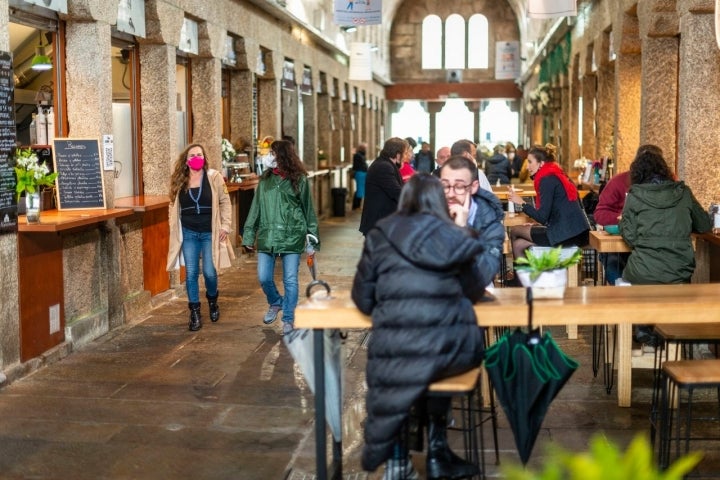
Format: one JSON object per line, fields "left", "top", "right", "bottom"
{"left": 440, "top": 156, "right": 505, "bottom": 288}
{"left": 450, "top": 139, "right": 492, "bottom": 192}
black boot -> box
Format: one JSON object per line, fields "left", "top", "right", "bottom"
{"left": 426, "top": 413, "right": 479, "bottom": 480}
{"left": 188, "top": 302, "right": 202, "bottom": 331}
{"left": 206, "top": 292, "right": 220, "bottom": 322}
{"left": 352, "top": 195, "right": 362, "bottom": 210}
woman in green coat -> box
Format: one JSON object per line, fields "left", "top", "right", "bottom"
{"left": 242, "top": 140, "right": 320, "bottom": 335}
{"left": 619, "top": 144, "right": 711, "bottom": 343}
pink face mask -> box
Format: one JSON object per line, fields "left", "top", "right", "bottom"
{"left": 186, "top": 155, "right": 204, "bottom": 171}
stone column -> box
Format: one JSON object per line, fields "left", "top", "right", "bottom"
{"left": 191, "top": 57, "right": 223, "bottom": 170}
{"left": 139, "top": 44, "right": 178, "bottom": 194}
{"left": 581, "top": 73, "right": 597, "bottom": 159}
{"left": 230, "top": 70, "right": 255, "bottom": 152}
{"left": 676, "top": 0, "right": 720, "bottom": 206}
{"left": 427, "top": 101, "right": 445, "bottom": 151}
{"left": 465, "top": 101, "right": 482, "bottom": 144}
{"left": 614, "top": 50, "right": 641, "bottom": 174}
{"left": 317, "top": 92, "right": 331, "bottom": 169}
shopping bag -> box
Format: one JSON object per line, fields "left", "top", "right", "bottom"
{"left": 284, "top": 327, "right": 343, "bottom": 442}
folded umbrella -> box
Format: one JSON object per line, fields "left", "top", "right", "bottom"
{"left": 484, "top": 288, "right": 579, "bottom": 464}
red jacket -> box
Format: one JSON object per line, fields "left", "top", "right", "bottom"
{"left": 594, "top": 171, "right": 630, "bottom": 226}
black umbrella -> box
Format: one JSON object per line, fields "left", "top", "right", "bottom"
{"left": 484, "top": 287, "right": 579, "bottom": 464}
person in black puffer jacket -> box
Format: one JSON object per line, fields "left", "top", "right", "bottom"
{"left": 352, "top": 173, "right": 487, "bottom": 479}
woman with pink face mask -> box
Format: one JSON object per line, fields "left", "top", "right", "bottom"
{"left": 167, "top": 143, "right": 233, "bottom": 331}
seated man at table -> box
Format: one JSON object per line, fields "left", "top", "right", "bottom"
{"left": 450, "top": 139, "right": 492, "bottom": 192}
{"left": 440, "top": 155, "right": 505, "bottom": 288}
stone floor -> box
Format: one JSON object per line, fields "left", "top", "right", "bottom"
{"left": 0, "top": 209, "right": 718, "bottom": 479}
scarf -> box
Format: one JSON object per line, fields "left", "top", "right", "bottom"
{"left": 533, "top": 162, "right": 577, "bottom": 209}
{"left": 271, "top": 168, "right": 287, "bottom": 178}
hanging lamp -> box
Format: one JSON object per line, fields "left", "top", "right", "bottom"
{"left": 31, "top": 32, "right": 53, "bottom": 71}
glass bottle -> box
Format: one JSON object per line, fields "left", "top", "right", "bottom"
{"left": 29, "top": 114, "right": 37, "bottom": 145}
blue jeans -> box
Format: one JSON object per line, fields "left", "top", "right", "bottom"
{"left": 257, "top": 252, "right": 300, "bottom": 324}
{"left": 181, "top": 228, "right": 218, "bottom": 303}
{"left": 600, "top": 252, "right": 628, "bottom": 286}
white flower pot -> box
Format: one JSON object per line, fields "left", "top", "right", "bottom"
{"left": 516, "top": 268, "right": 568, "bottom": 299}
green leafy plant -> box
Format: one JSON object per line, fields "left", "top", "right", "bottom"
{"left": 501, "top": 433, "right": 702, "bottom": 480}
{"left": 514, "top": 246, "right": 582, "bottom": 282}
{"left": 14, "top": 147, "right": 58, "bottom": 201}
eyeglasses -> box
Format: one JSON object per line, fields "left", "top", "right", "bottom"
{"left": 441, "top": 183, "right": 470, "bottom": 194}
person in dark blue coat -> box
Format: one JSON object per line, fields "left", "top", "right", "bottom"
{"left": 508, "top": 143, "right": 590, "bottom": 261}
{"left": 353, "top": 173, "right": 488, "bottom": 479}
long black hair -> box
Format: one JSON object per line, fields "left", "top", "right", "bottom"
{"left": 630, "top": 144, "right": 671, "bottom": 185}
{"left": 397, "top": 173, "right": 452, "bottom": 223}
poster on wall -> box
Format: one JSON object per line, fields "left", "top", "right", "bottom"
{"left": 179, "top": 18, "right": 199, "bottom": 55}
{"left": 495, "top": 42, "right": 521, "bottom": 80}
{"left": 349, "top": 42, "right": 372, "bottom": 81}
{"left": 0, "top": 51, "right": 18, "bottom": 234}
{"left": 117, "top": 0, "right": 146, "bottom": 38}
{"left": 282, "top": 60, "right": 296, "bottom": 91}
{"left": 334, "top": 0, "right": 381, "bottom": 26}
{"left": 22, "top": 0, "right": 68, "bottom": 14}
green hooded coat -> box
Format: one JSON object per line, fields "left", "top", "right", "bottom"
{"left": 242, "top": 172, "right": 319, "bottom": 253}
{"left": 619, "top": 180, "right": 711, "bottom": 284}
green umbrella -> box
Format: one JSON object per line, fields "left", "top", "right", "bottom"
{"left": 484, "top": 288, "right": 579, "bottom": 464}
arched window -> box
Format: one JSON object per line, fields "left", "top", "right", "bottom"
{"left": 467, "top": 14, "right": 489, "bottom": 69}
{"left": 421, "top": 15, "right": 442, "bottom": 69}
{"left": 421, "top": 13, "right": 490, "bottom": 70}
{"left": 444, "top": 14, "right": 465, "bottom": 69}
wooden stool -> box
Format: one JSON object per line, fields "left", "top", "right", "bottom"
{"left": 650, "top": 324, "right": 720, "bottom": 449}
{"left": 427, "top": 367, "right": 499, "bottom": 480}
{"left": 656, "top": 359, "right": 720, "bottom": 474}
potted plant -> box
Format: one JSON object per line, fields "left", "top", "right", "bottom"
{"left": 14, "top": 147, "right": 58, "bottom": 223}
{"left": 514, "top": 246, "right": 582, "bottom": 298}
{"left": 501, "top": 433, "right": 701, "bottom": 480}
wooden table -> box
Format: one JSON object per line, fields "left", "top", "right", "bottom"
{"left": 294, "top": 284, "right": 720, "bottom": 478}
{"left": 503, "top": 211, "right": 535, "bottom": 228}
{"left": 492, "top": 187, "right": 537, "bottom": 201}
{"left": 589, "top": 230, "right": 631, "bottom": 253}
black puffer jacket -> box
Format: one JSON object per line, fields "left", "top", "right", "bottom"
{"left": 352, "top": 213, "right": 486, "bottom": 472}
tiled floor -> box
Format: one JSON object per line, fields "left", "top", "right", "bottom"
{"left": 0, "top": 209, "right": 717, "bottom": 479}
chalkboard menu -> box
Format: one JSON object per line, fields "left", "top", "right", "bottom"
{"left": 52, "top": 138, "right": 106, "bottom": 210}
{"left": 0, "top": 51, "right": 17, "bottom": 233}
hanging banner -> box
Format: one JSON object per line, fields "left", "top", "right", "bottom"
{"left": 334, "top": 0, "right": 382, "bottom": 27}
{"left": 349, "top": 42, "right": 372, "bottom": 81}
{"left": 495, "top": 41, "right": 521, "bottom": 80}
{"left": 22, "top": 0, "right": 68, "bottom": 14}
{"left": 117, "top": 0, "right": 146, "bottom": 38}
{"left": 528, "top": 0, "right": 576, "bottom": 19}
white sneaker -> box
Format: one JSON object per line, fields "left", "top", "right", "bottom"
{"left": 383, "top": 456, "right": 419, "bottom": 480}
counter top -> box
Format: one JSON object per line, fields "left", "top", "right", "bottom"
{"left": 114, "top": 195, "right": 170, "bottom": 212}
{"left": 18, "top": 208, "right": 134, "bottom": 233}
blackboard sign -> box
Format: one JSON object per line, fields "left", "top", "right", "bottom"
{"left": 0, "top": 50, "right": 18, "bottom": 233}
{"left": 52, "top": 138, "right": 106, "bottom": 210}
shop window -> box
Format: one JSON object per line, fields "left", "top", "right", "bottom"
{"left": 111, "top": 42, "right": 139, "bottom": 197}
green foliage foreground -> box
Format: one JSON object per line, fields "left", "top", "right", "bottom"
{"left": 501, "top": 433, "right": 702, "bottom": 480}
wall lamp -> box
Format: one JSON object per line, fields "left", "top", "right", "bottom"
{"left": 341, "top": 25, "right": 357, "bottom": 33}
{"left": 31, "top": 32, "right": 53, "bottom": 71}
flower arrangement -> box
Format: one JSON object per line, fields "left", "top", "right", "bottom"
{"left": 221, "top": 138, "right": 236, "bottom": 164}
{"left": 573, "top": 158, "right": 589, "bottom": 171}
{"left": 14, "top": 147, "right": 58, "bottom": 201}
{"left": 525, "top": 82, "right": 552, "bottom": 115}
